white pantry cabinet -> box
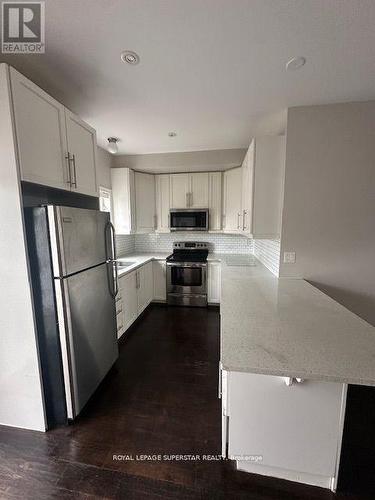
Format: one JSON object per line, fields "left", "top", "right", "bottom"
{"left": 208, "top": 261, "right": 221, "bottom": 304}
{"left": 169, "top": 173, "right": 209, "bottom": 209}
{"left": 222, "top": 370, "right": 346, "bottom": 489}
{"left": 208, "top": 172, "right": 222, "bottom": 231}
{"left": 223, "top": 167, "right": 242, "bottom": 232}
{"left": 155, "top": 174, "right": 171, "bottom": 232}
{"left": 10, "top": 67, "right": 98, "bottom": 196}
{"left": 153, "top": 260, "right": 167, "bottom": 301}
{"left": 135, "top": 172, "right": 156, "bottom": 233}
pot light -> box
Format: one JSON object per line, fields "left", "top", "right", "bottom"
{"left": 107, "top": 137, "right": 119, "bottom": 154}
{"left": 168, "top": 132, "right": 177, "bottom": 137}
{"left": 286, "top": 56, "right": 306, "bottom": 71}
{"left": 121, "top": 50, "right": 140, "bottom": 65}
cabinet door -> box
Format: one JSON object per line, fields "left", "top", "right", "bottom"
{"left": 189, "top": 172, "right": 209, "bottom": 208}
{"left": 241, "top": 141, "right": 254, "bottom": 236}
{"left": 153, "top": 260, "right": 167, "bottom": 301}
{"left": 155, "top": 174, "right": 170, "bottom": 232}
{"left": 135, "top": 172, "right": 156, "bottom": 233}
{"left": 223, "top": 168, "right": 242, "bottom": 232}
{"left": 170, "top": 174, "right": 189, "bottom": 208}
{"left": 209, "top": 172, "right": 222, "bottom": 231}
{"left": 111, "top": 168, "right": 135, "bottom": 235}
{"left": 10, "top": 67, "right": 69, "bottom": 190}
{"left": 65, "top": 110, "right": 98, "bottom": 197}
{"left": 144, "top": 261, "right": 154, "bottom": 305}
{"left": 120, "top": 271, "right": 138, "bottom": 332}
{"left": 115, "top": 294, "right": 125, "bottom": 339}
{"left": 228, "top": 372, "right": 345, "bottom": 478}
{"left": 252, "top": 136, "right": 286, "bottom": 238}
{"left": 208, "top": 262, "right": 221, "bottom": 304}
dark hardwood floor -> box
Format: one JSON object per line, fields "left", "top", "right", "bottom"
{"left": 0, "top": 305, "right": 371, "bottom": 499}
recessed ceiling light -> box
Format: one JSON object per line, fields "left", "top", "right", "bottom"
{"left": 286, "top": 56, "right": 306, "bottom": 71}
{"left": 168, "top": 132, "right": 177, "bottom": 137}
{"left": 121, "top": 50, "right": 140, "bottom": 65}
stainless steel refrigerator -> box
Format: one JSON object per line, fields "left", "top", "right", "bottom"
{"left": 25, "top": 205, "right": 119, "bottom": 426}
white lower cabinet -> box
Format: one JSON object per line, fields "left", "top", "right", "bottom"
{"left": 137, "top": 261, "right": 153, "bottom": 314}
{"left": 119, "top": 270, "right": 138, "bottom": 335}
{"left": 117, "top": 261, "right": 154, "bottom": 337}
{"left": 153, "top": 260, "right": 167, "bottom": 301}
{"left": 222, "top": 370, "right": 347, "bottom": 490}
{"left": 208, "top": 262, "right": 221, "bottom": 304}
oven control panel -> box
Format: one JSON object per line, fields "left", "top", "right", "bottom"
{"left": 173, "top": 241, "right": 209, "bottom": 250}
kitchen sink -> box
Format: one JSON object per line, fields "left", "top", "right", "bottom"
{"left": 117, "top": 261, "right": 136, "bottom": 269}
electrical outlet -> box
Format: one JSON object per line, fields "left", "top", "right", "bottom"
{"left": 283, "top": 252, "right": 296, "bottom": 264}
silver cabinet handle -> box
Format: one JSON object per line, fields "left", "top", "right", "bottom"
{"left": 237, "top": 212, "right": 241, "bottom": 229}
{"left": 71, "top": 153, "right": 77, "bottom": 188}
{"left": 154, "top": 215, "right": 157, "bottom": 230}
{"left": 190, "top": 192, "right": 193, "bottom": 207}
{"left": 65, "top": 152, "right": 72, "bottom": 186}
{"left": 243, "top": 209, "right": 247, "bottom": 231}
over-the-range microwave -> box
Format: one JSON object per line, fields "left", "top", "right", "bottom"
{"left": 169, "top": 209, "right": 209, "bottom": 231}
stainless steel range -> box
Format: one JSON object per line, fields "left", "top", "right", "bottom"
{"left": 166, "top": 241, "right": 209, "bottom": 307}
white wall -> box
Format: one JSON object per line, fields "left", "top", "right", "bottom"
{"left": 96, "top": 146, "right": 112, "bottom": 189}
{"left": 111, "top": 148, "right": 246, "bottom": 173}
{"left": 0, "top": 64, "right": 45, "bottom": 431}
{"left": 280, "top": 102, "right": 375, "bottom": 326}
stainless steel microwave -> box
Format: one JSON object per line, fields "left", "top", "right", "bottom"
{"left": 169, "top": 209, "right": 209, "bottom": 231}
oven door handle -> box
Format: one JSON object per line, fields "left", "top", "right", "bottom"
{"left": 166, "top": 262, "right": 207, "bottom": 268}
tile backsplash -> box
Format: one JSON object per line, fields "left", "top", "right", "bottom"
{"left": 135, "top": 233, "right": 253, "bottom": 254}
{"left": 116, "top": 234, "right": 135, "bottom": 256}
{"left": 253, "top": 239, "right": 281, "bottom": 276}
{"left": 116, "top": 232, "right": 253, "bottom": 255}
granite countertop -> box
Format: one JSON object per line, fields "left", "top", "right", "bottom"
{"left": 116, "top": 252, "right": 253, "bottom": 276}
{"left": 116, "top": 253, "right": 169, "bottom": 276}
{"left": 220, "top": 259, "right": 375, "bottom": 386}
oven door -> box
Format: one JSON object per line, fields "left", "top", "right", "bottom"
{"left": 169, "top": 210, "right": 208, "bottom": 231}
{"left": 167, "top": 262, "right": 207, "bottom": 295}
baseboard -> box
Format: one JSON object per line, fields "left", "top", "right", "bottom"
{"left": 236, "top": 460, "right": 333, "bottom": 490}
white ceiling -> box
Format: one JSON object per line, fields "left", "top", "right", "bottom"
{"left": 3, "top": 0, "right": 375, "bottom": 154}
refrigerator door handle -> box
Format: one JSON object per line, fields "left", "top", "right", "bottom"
{"left": 105, "top": 221, "right": 118, "bottom": 298}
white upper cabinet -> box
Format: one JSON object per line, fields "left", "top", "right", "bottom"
{"left": 64, "top": 109, "right": 97, "bottom": 197}
{"left": 170, "top": 173, "right": 190, "bottom": 208}
{"left": 252, "top": 136, "right": 286, "bottom": 238}
{"left": 169, "top": 173, "right": 209, "bottom": 209}
{"left": 134, "top": 172, "right": 156, "bottom": 233}
{"left": 208, "top": 172, "right": 222, "bottom": 231}
{"left": 240, "top": 141, "right": 255, "bottom": 236}
{"left": 223, "top": 167, "right": 242, "bottom": 232}
{"left": 10, "top": 67, "right": 69, "bottom": 190}
{"left": 189, "top": 172, "right": 209, "bottom": 208}
{"left": 155, "top": 174, "right": 170, "bottom": 232}
{"left": 111, "top": 168, "right": 136, "bottom": 234}
{"left": 9, "top": 67, "right": 98, "bottom": 196}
